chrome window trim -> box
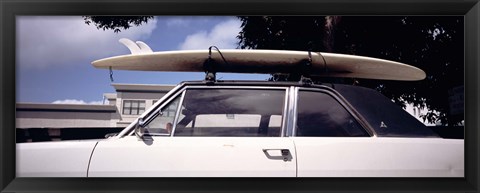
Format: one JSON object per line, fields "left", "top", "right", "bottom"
{"left": 126, "top": 127, "right": 135, "bottom": 137}
{"left": 170, "top": 90, "right": 186, "bottom": 137}
{"left": 285, "top": 86, "right": 297, "bottom": 137}
{"left": 293, "top": 86, "right": 377, "bottom": 137}
{"left": 183, "top": 85, "right": 290, "bottom": 90}
{"left": 280, "top": 87, "right": 291, "bottom": 137}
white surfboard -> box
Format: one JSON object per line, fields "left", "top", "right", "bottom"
{"left": 92, "top": 46, "right": 426, "bottom": 81}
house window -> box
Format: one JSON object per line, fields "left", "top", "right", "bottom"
{"left": 123, "top": 100, "right": 146, "bottom": 115}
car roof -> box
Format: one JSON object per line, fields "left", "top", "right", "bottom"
{"left": 180, "top": 80, "right": 317, "bottom": 87}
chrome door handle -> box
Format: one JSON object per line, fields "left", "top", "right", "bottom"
{"left": 281, "top": 149, "right": 290, "bottom": 157}
{"left": 262, "top": 149, "right": 291, "bottom": 161}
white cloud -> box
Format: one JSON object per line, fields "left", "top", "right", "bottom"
{"left": 165, "top": 16, "right": 218, "bottom": 28}
{"left": 179, "top": 19, "right": 241, "bottom": 50}
{"left": 166, "top": 18, "right": 189, "bottom": 27}
{"left": 17, "top": 16, "right": 157, "bottom": 69}
{"left": 52, "top": 99, "right": 104, "bottom": 105}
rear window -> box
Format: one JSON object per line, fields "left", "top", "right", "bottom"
{"left": 334, "top": 84, "right": 439, "bottom": 138}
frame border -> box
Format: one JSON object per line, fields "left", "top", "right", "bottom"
{"left": 1, "top": 0, "right": 478, "bottom": 192}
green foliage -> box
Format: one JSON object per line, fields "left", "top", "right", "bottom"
{"left": 238, "top": 16, "right": 327, "bottom": 51}
{"left": 83, "top": 16, "right": 153, "bottom": 33}
{"left": 238, "top": 16, "right": 464, "bottom": 125}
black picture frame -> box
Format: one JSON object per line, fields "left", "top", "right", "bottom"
{"left": 1, "top": 0, "right": 478, "bottom": 192}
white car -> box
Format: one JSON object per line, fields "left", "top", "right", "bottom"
{"left": 16, "top": 80, "right": 464, "bottom": 177}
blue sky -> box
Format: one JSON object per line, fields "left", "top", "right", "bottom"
{"left": 16, "top": 16, "right": 269, "bottom": 104}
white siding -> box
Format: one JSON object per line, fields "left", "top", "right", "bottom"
{"left": 16, "top": 111, "right": 115, "bottom": 128}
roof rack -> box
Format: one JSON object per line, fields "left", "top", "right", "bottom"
{"left": 203, "top": 46, "right": 228, "bottom": 83}
{"left": 298, "top": 50, "right": 314, "bottom": 86}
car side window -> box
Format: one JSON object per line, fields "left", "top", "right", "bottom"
{"left": 143, "top": 96, "right": 180, "bottom": 136}
{"left": 296, "top": 90, "right": 369, "bottom": 137}
{"left": 174, "top": 88, "right": 285, "bottom": 137}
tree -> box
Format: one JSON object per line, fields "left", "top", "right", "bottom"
{"left": 238, "top": 16, "right": 464, "bottom": 126}
{"left": 83, "top": 16, "right": 153, "bottom": 33}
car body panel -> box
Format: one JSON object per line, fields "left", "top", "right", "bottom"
{"left": 88, "top": 136, "right": 296, "bottom": 177}
{"left": 16, "top": 140, "right": 98, "bottom": 177}
{"left": 294, "top": 137, "right": 464, "bottom": 177}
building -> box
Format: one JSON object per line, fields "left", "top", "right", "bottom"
{"left": 16, "top": 83, "right": 175, "bottom": 142}
{"left": 104, "top": 83, "right": 175, "bottom": 127}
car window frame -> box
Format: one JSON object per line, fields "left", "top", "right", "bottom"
{"left": 140, "top": 91, "right": 185, "bottom": 137}
{"left": 121, "top": 83, "right": 376, "bottom": 138}
{"left": 173, "top": 85, "right": 290, "bottom": 137}
{"left": 127, "top": 85, "right": 291, "bottom": 138}
{"left": 125, "top": 87, "right": 187, "bottom": 137}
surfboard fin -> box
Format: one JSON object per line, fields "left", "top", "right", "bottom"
{"left": 135, "top": 41, "right": 153, "bottom": 53}
{"left": 119, "top": 38, "right": 153, "bottom": 55}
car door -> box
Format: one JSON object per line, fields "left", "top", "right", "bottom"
{"left": 291, "top": 87, "right": 464, "bottom": 177}
{"left": 291, "top": 87, "right": 375, "bottom": 177}
{"left": 88, "top": 86, "right": 296, "bottom": 177}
